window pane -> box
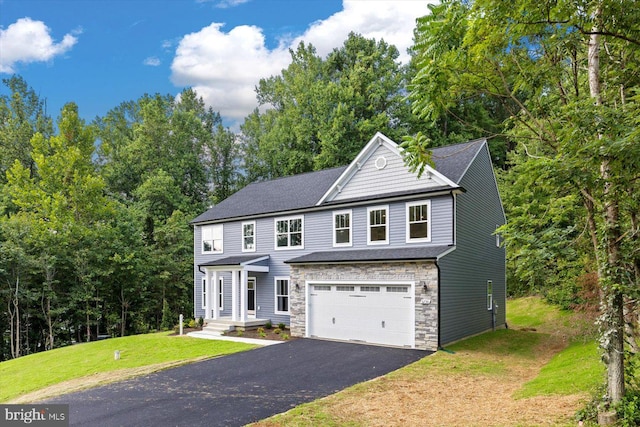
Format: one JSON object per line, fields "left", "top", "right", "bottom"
{"left": 277, "top": 220, "right": 288, "bottom": 233}
{"left": 243, "top": 223, "right": 254, "bottom": 236}
{"left": 203, "top": 241, "right": 212, "bottom": 252}
{"left": 410, "top": 223, "right": 428, "bottom": 239}
{"left": 244, "top": 236, "right": 254, "bottom": 250}
{"left": 336, "top": 229, "right": 350, "bottom": 244}
{"left": 278, "top": 279, "right": 289, "bottom": 295}
{"left": 211, "top": 225, "right": 223, "bottom": 239}
{"left": 371, "top": 225, "right": 386, "bottom": 241}
{"left": 212, "top": 239, "right": 222, "bottom": 252}
{"left": 277, "top": 234, "right": 288, "bottom": 247}
{"left": 290, "top": 219, "right": 301, "bottom": 233}
{"left": 290, "top": 232, "right": 302, "bottom": 247}
{"left": 278, "top": 296, "right": 289, "bottom": 312}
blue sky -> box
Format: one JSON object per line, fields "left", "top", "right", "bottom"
{"left": 1, "top": 0, "right": 431, "bottom": 127}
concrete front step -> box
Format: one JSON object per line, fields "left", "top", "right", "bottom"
{"left": 204, "top": 317, "right": 270, "bottom": 332}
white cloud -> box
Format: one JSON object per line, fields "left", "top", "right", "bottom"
{"left": 171, "top": 0, "right": 431, "bottom": 123}
{"left": 144, "top": 56, "right": 161, "bottom": 66}
{"left": 0, "top": 17, "right": 79, "bottom": 73}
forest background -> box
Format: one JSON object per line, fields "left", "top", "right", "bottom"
{"left": 1, "top": 0, "right": 639, "bottom": 415}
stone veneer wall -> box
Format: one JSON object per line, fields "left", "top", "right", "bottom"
{"left": 288, "top": 262, "right": 439, "bottom": 351}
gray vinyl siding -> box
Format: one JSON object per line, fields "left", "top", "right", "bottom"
{"left": 438, "top": 143, "right": 506, "bottom": 346}
{"left": 333, "top": 143, "right": 450, "bottom": 202}
{"left": 193, "top": 195, "right": 455, "bottom": 323}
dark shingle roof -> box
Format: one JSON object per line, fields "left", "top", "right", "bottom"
{"left": 190, "top": 166, "right": 347, "bottom": 224}
{"left": 190, "top": 138, "right": 486, "bottom": 224}
{"left": 430, "top": 139, "right": 485, "bottom": 184}
{"left": 199, "top": 255, "right": 269, "bottom": 267}
{"left": 285, "top": 246, "right": 453, "bottom": 264}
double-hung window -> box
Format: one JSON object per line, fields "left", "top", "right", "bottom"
{"left": 333, "top": 210, "right": 352, "bottom": 247}
{"left": 275, "top": 277, "right": 290, "bottom": 314}
{"left": 406, "top": 200, "right": 431, "bottom": 242}
{"left": 242, "top": 221, "right": 256, "bottom": 252}
{"left": 487, "top": 280, "right": 493, "bottom": 310}
{"left": 275, "top": 216, "right": 303, "bottom": 249}
{"left": 202, "top": 224, "right": 223, "bottom": 254}
{"left": 367, "top": 206, "right": 388, "bottom": 244}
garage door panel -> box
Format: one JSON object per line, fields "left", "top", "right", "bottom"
{"left": 308, "top": 284, "right": 413, "bottom": 347}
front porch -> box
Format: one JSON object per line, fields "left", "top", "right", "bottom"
{"left": 199, "top": 255, "right": 270, "bottom": 324}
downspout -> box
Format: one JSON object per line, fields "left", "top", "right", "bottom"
{"left": 436, "top": 261, "right": 442, "bottom": 349}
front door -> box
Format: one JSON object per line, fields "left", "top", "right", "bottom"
{"left": 247, "top": 277, "right": 256, "bottom": 318}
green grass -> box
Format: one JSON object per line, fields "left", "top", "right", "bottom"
{"left": 0, "top": 332, "right": 256, "bottom": 402}
{"left": 516, "top": 338, "right": 604, "bottom": 398}
{"left": 507, "top": 296, "right": 573, "bottom": 330}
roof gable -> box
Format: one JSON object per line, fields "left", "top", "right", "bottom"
{"left": 317, "top": 132, "right": 459, "bottom": 205}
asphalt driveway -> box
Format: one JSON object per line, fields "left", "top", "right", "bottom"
{"left": 46, "top": 339, "right": 429, "bottom": 426}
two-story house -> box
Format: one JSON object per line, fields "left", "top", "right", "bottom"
{"left": 190, "top": 132, "right": 506, "bottom": 351}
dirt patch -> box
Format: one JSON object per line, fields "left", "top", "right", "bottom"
{"left": 253, "top": 327, "right": 589, "bottom": 427}
{"left": 8, "top": 357, "right": 211, "bottom": 404}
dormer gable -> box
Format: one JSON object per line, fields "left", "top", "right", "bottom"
{"left": 317, "top": 132, "right": 459, "bottom": 205}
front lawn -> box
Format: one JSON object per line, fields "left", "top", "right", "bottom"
{"left": 0, "top": 332, "right": 255, "bottom": 402}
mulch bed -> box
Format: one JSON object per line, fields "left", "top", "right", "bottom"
{"left": 224, "top": 327, "right": 297, "bottom": 341}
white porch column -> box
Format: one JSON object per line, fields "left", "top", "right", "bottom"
{"left": 211, "top": 270, "right": 219, "bottom": 320}
{"left": 240, "top": 269, "right": 248, "bottom": 321}
{"left": 231, "top": 269, "right": 239, "bottom": 321}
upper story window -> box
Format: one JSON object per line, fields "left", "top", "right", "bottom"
{"left": 333, "top": 210, "right": 352, "bottom": 247}
{"left": 242, "top": 221, "right": 256, "bottom": 252}
{"left": 275, "top": 216, "right": 303, "bottom": 249}
{"left": 202, "top": 224, "right": 223, "bottom": 254}
{"left": 367, "top": 205, "right": 388, "bottom": 245}
{"left": 406, "top": 200, "right": 431, "bottom": 242}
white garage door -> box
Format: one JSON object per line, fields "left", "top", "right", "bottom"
{"left": 307, "top": 284, "right": 414, "bottom": 347}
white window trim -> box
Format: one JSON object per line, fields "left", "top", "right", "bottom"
{"left": 487, "top": 280, "right": 493, "bottom": 310}
{"left": 332, "top": 209, "right": 353, "bottom": 247}
{"left": 201, "top": 277, "right": 207, "bottom": 310}
{"left": 274, "top": 215, "right": 304, "bottom": 250}
{"left": 218, "top": 277, "right": 224, "bottom": 310}
{"left": 406, "top": 200, "right": 432, "bottom": 243}
{"left": 274, "top": 276, "right": 290, "bottom": 315}
{"left": 367, "top": 205, "right": 389, "bottom": 245}
{"left": 201, "top": 224, "right": 223, "bottom": 254}
{"left": 241, "top": 221, "right": 257, "bottom": 253}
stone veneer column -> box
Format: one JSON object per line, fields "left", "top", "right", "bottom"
{"left": 288, "top": 262, "right": 439, "bottom": 351}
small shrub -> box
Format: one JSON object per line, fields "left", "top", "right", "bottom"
{"left": 257, "top": 327, "right": 265, "bottom": 334}
{"left": 188, "top": 319, "right": 197, "bottom": 329}
{"left": 273, "top": 328, "right": 281, "bottom": 334}
{"left": 197, "top": 317, "right": 204, "bottom": 327}
{"left": 278, "top": 322, "right": 286, "bottom": 330}
{"left": 281, "top": 333, "right": 290, "bottom": 340}
{"left": 237, "top": 330, "right": 244, "bottom": 337}
{"left": 617, "top": 390, "right": 640, "bottom": 427}
{"left": 259, "top": 331, "right": 267, "bottom": 338}
{"left": 264, "top": 321, "right": 272, "bottom": 329}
